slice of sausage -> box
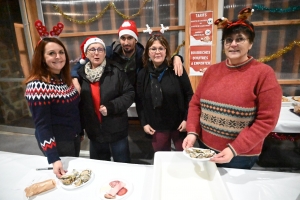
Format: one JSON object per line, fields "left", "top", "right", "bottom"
{"left": 117, "top": 187, "right": 128, "bottom": 196}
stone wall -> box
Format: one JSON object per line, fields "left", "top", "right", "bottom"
{"left": 0, "top": 41, "right": 30, "bottom": 125}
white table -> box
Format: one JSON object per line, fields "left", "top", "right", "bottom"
{"left": 273, "top": 106, "right": 300, "bottom": 133}
{"left": 1, "top": 151, "right": 300, "bottom": 200}
{"left": 0, "top": 151, "right": 152, "bottom": 200}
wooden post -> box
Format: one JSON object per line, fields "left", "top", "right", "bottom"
{"left": 185, "top": 0, "right": 218, "bottom": 91}
{"left": 24, "top": 0, "right": 39, "bottom": 48}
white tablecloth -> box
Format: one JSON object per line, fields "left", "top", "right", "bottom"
{"left": 273, "top": 106, "right": 300, "bottom": 133}
{"left": 0, "top": 151, "right": 152, "bottom": 200}
{"left": 1, "top": 151, "right": 300, "bottom": 200}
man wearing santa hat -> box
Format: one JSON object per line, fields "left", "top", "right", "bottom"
{"left": 71, "top": 20, "right": 183, "bottom": 93}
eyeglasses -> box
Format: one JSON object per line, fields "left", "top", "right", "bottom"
{"left": 224, "top": 37, "right": 248, "bottom": 46}
{"left": 149, "top": 47, "right": 166, "bottom": 53}
{"left": 87, "top": 47, "right": 105, "bottom": 54}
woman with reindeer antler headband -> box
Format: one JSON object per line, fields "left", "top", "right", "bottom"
{"left": 135, "top": 30, "right": 193, "bottom": 152}
{"left": 182, "top": 8, "right": 282, "bottom": 169}
{"left": 24, "top": 20, "right": 83, "bottom": 178}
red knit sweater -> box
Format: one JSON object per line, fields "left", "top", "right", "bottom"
{"left": 186, "top": 58, "right": 282, "bottom": 156}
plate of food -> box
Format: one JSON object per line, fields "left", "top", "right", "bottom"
{"left": 183, "top": 147, "right": 216, "bottom": 161}
{"left": 282, "top": 96, "right": 293, "bottom": 107}
{"left": 58, "top": 169, "right": 94, "bottom": 190}
{"left": 292, "top": 96, "right": 300, "bottom": 102}
{"left": 97, "top": 179, "right": 133, "bottom": 200}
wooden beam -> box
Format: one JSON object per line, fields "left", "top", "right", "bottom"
{"left": 253, "top": 19, "right": 300, "bottom": 26}
{"left": 59, "top": 26, "right": 186, "bottom": 38}
{"left": 278, "top": 80, "right": 300, "bottom": 85}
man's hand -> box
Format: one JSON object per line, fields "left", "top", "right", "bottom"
{"left": 72, "top": 78, "right": 81, "bottom": 94}
{"left": 173, "top": 55, "right": 183, "bottom": 76}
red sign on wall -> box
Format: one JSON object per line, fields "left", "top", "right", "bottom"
{"left": 189, "top": 11, "right": 213, "bottom": 76}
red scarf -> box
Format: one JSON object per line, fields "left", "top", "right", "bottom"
{"left": 90, "top": 82, "right": 101, "bottom": 122}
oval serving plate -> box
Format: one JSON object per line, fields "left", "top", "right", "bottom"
{"left": 183, "top": 147, "right": 215, "bottom": 161}
{"left": 58, "top": 169, "right": 94, "bottom": 190}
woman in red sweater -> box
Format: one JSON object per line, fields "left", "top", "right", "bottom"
{"left": 182, "top": 8, "right": 282, "bottom": 169}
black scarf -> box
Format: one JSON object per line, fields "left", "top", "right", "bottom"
{"left": 148, "top": 62, "right": 167, "bottom": 109}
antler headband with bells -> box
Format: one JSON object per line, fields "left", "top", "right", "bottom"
{"left": 143, "top": 24, "right": 169, "bottom": 35}
{"left": 35, "top": 20, "right": 64, "bottom": 39}
{"left": 214, "top": 7, "right": 254, "bottom": 32}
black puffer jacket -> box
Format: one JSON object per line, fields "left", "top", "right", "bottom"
{"left": 78, "top": 59, "right": 135, "bottom": 143}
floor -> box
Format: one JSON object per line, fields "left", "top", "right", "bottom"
{"left": 1, "top": 119, "right": 300, "bottom": 173}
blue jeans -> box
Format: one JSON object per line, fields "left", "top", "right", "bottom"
{"left": 89, "top": 136, "right": 131, "bottom": 163}
{"left": 198, "top": 140, "right": 258, "bottom": 169}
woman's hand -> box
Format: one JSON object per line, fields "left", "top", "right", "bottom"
{"left": 210, "top": 147, "right": 234, "bottom": 164}
{"left": 99, "top": 105, "right": 107, "bottom": 116}
{"left": 182, "top": 133, "right": 197, "bottom": 149}
{"left": 177, "top": 120, "right": 186, "bottom": 132}
{"left": 173, "top": 56, "right": 183, "bottom": 76}
{"left": 143, "top": 124, "right": 156, "bottom": 135}
{"left": 53, "top": 160, "right": 66, "bottom": 178}
{"left": 72, "top": 78, "right": 81, "bottom": 94}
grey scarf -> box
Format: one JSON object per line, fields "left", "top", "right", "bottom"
{"left": 84, "top": 59, "right": 106, "bottom": 82}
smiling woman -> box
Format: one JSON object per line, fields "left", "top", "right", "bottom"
{"left": 183, "top": 7, "right": 282, "bottom": 170}
{"left": 43, "top": 42, "right": 66, "bottom": 74}
{"left": 23, "top": 37, "right": 83, "bottom": 178}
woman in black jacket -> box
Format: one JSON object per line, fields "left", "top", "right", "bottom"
{"left": 136, "top": 34, "right": 193, "bottom": 152}
{"left": 77, "top": 36, "right": 134, "bottom": 163}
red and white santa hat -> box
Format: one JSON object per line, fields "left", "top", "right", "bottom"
{"left": 118, "top": 20, "right": 138, "bottom": 41}
{"left": 79, "top": 36, "right": 106, "bottom": 64}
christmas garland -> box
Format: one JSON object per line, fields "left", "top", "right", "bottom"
{"left": 253, "top": 4, "right": 300, "bottom": 13}
{"left": 172, "top": 40, "right": 185, "bottom": 57}
{"left": 257, "top": 40, "right": 300, "bottom": 63}
{"left": 53, "top": 0, "right": 150, "bottom": 24}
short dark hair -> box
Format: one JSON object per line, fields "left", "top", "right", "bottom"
{"left": 222, "top": 20, "right": 255, "bottom": 43}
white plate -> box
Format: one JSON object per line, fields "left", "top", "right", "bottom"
{"left": 58, "top": 169, "right": 94, "bottom": 190}
{"left": 183, "top": 147, "right": 215, "bottom": 161}
{"left": 282, "top": 101, "right": 293, "bottom": 107}
{"left": 97, "top": 179, "right": 133, "bottom": 200}
{"left": 282, "top": 96, "right": 294, "bottom": 107}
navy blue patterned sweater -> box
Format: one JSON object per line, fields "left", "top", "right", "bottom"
{"left": 25, "top": 78, "right": 81, "bottom": 164}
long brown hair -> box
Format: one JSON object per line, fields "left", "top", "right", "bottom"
{"left": 142, "top": 34, "right": 172, "bottom": 67}
{"left": 23, "top": 37, "right": 72, "bottom": 86}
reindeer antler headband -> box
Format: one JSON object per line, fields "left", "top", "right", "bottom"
{"left": 143, "top": 24, "right": 169, "bottom": 35}
{"left": 214, "top": 8, "right": 254, "bottom": 32}
{"left": 34, "top": 20, "right": 64, "bottom": 39}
